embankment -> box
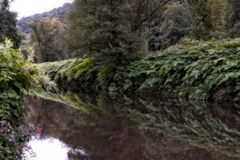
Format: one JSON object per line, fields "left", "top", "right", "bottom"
{"left": 40, "top": 39, "right": 240, "bottom": 103}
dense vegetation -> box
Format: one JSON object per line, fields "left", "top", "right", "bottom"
{"left": 1, "top": 0, "right": 240, "bottom": 158}
{"left": 18, "top": 0, "right": 240, "bottom": 64}
{"left": 0, "top": 40, "right": 38, "bottom": 159}
{"left": 0, "top": 0, "right": 21, "bottom": 48}
{"left": 41, "top": 38, "right": 240, "bottom": 103}
{"left": 27, "top": 17, "right": 65, "bottom": 63}
{"left": 65, "top": 0, "right": 168, "bottom": 63}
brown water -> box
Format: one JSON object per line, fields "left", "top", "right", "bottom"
{"left": 23, "top": 93, "right": 240, "bottom": 160}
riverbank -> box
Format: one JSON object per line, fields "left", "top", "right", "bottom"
{"left": 0, "top": 40, "right": 38, "bottom": 159}
{"left": 40, "top": 39, "right": 240, "bottom": 103}
{"left": 22, "top": 38, "right": 240, "bottom": 159}
{"left": 26, "top": 90, "right": 240, "bottom": 158}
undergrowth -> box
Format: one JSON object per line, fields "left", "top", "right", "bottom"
{"left": 115, "top": 38, "right": 240, "bottom": 103}
{"left": 40, "top": 58, "right": 115, "bottom": 92}
{"left": 0, "top": 40, "right": 39, "bottom": 159}
{"left": 40, "top": 38, "right": 240, "bottom": 103}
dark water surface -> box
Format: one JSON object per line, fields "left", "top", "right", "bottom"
{"left": 23, "top": 93, "right": 240, "bottom": 160}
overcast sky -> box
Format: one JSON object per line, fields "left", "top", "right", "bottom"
{"left": 10, "top": 0, "right": 73, "bottom": 19}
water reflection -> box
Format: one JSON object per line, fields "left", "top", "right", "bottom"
{"left": 25, "top": 137, "right": 68, "bottom": 160}
{"left": 23, "top": 93, "right": 240, "bottom": 160}
{"left": 24, "top": 137, "right": 87, "bottom": 160}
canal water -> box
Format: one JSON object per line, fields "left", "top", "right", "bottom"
{"left": 22, "top": 92, "right": 240, "bottom": 160}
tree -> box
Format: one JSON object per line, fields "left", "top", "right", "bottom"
{"left": 0, "top": 0, "right": 9, "bottom": 10}
{"left": 149, "top": 2, "right": 192, "bottom": 51}
{"left": 0, "top": 0, "right": 21, "bottom": 47}
{"left": 226, "top": 0, "right": 240, "bottom": 38}
{"left": 28, "top": 17, "right": 65, "bottom": 63}
{"left": 207, "top": 0, "right": 227, "bottom": 39}
{"left": 65, "top": 0, "right": 171, "bottom": 64}
{"left": 187, "top": 0, "right": 227, "bottom": 40}
{"left": 188, "top": 0, "right": 213, "bottom": 40}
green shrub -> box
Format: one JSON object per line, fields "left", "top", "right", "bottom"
{"left": 40, "top": 39, "right": 240, "bottom": 103}
{"left": 116, "top": 39, "right": 240, "bottom": 102}
{"left": 0, "top": 39, "right": 39, "bottom": 159}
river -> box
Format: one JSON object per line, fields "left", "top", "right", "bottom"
{"left": 22, "top": 92, "right": 240, "bottom": 160}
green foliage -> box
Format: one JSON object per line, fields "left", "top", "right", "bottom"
{"left": 64, "top": 58, "right": 93, "bottom": 81}
{"left": 97, "top": 64, "right": 114, "bottom": 83}
{"left": 41, "top": 58, "right": 93, "bottom": 82}
{"left": 226, "top": 0, "right": 240, "bottom": 38}
{"left": 40, "top": 39, "right": 240, "bottom": 103}
{"left": 189, "top": 0, "right": 213, "bottom": 40}
{"left": 149, "top": 2, "right": 192, "bottom": 50}
{"left": 40, "top": 57, "right": 117, "bottom": 91}
{"left": 150, "top": 0, "right": 228, "bottom": 50}
{"left": 115, "top": 39, "right": 240, "bottom": 102}
{"left": 28, "top": 17, "right": 65, "bottom": 63}
{"left": 0, "top": 39, "right": 39, "bottom": 92}
{"left": 65, "top": 0, "right": 170, "bottom": 64}
{"left": 207, "top": 0, "right": 227, "bottom": 39}
{"left": 229, "top": 22, "right": 240, "bottom": 38}
{"left": 0, "top": 39, "right": 39, "bottom": 159}
{"left": 0, "top": 0, "right": 21, "bottom": 48}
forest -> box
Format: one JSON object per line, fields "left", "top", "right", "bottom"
{"left": 0, "top": 0, "right": 240, "bottom": 159}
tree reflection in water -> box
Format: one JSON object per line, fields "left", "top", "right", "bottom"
{"left": 24, "top": 93, "right": 240, "bottom": 160}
